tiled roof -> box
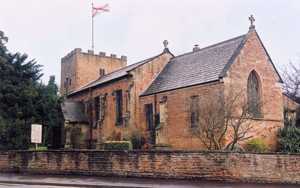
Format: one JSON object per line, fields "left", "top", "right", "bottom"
{"left": 68, "top": 52, "right": 168, "bottom": 96}
{"left": 61, "top": 101, "right": 88, "bottom": 123}
{"left": 141, "top": 35, "right": 247, "bottom": 96}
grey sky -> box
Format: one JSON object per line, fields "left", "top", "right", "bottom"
{"left": 0, "top": 0, "right": 299, "bottom": 84}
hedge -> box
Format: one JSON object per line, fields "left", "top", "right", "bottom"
{"left": 103, "top": 141, "right": 133, "bottom": 150}
{"left": 245, "top": 138, "right": 268, "bottom": 153}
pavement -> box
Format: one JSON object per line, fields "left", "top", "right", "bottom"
{"left": 0, "top": 173, "right": 298, "bottom": 188}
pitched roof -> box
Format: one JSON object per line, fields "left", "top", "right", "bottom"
{"left": 68, "top": 51, "right": 170, "bottom": 96}
{"left": 61, "top": 101, "right": 88, "bottom": 123}
{"left": 141, "top": 35, "right": 247, "bottom": 96}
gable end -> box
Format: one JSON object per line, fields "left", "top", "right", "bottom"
{"left": 219, "top": 30, "right": 283, "bottom": 83}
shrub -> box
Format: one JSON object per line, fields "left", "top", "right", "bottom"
{"left": 278, "top": 125, "right": 300, "bottom": 153}
{"left": 0, "top": 118, "right": 30, "bottom": 150}
{"left": 103, "top": 141, "right": 132, "bottom": 150}
{"left": 245, "top": 138, "right": 268, "bottom": 153}
{"left": 154, "top": 143, "right": 172, "bottom": 150}
{"left": 296, "top": 107, "right": 300, "bottom": 127}
{"left": 29, "top": 146, "right": 47, "bottom": 151}
{"left": 130, "top": 131, "right": 145, "bottom": 149}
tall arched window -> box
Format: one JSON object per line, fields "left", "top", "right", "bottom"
{"left": 247, "top": 71, "right": 262, "bottom": 118}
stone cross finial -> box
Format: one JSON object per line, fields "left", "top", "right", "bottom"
{"left": 249, "top": 15, "right": 255, "bottom": 29}
{"left": 163, "top": 40, "right": 169, "bottom": 49}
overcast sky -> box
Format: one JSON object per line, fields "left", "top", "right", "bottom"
{"left": 0, "top": 0, "right": 299, "bottom": 84}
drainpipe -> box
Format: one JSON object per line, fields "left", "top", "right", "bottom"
{"left": 88, "top": 87, "right": 93, "bottom": 149}
{"left": 153, "top": 94, "right": 158, "bottom": 146}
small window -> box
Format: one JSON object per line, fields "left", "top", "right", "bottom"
{"left": 99, "top": 95, "right": 106, "bottom": 123}
{"left": 99, "top": 68, "right": 105, "bottom": 77}
{"left": 115, "top": 90, "right": 123, "bottom": 125}
{"left": 155, "top": 113, "right": 160, "bottom": 128}
{"left": 145, "top": 104, "right": 154, "bottom": 130}
{"left": 84, "top": 102, "right": 89, "bottom": 116}
{"left": 94, "top": 96, "right": 100, "bottom": 121}
{"left": 190, "top": 95, "right": 200, "bottom": 128}
{"left": 65, "top": 78, "right": 69, "bottom": 88}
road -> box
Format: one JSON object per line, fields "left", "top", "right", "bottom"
{"left": 0, "top": 173, "right": 298, "bottom": 188}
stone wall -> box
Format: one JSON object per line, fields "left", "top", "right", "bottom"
{"left": 0, "top": 150, "right": 300, "bottom": 184}
{"left": 67, "top": 77, "right": 132, "bottom": 148}
{"left": 140, "top": 81, "right": 224, "bottom": 149}
{"left": 66, "top": 52, "right": 173, "bottom": 148}
{"left": 223, "top": 29, "right": 284, "bottom": 150}
{"left": 139, "top": 29, "right": 284, "bottom": 151}
{"left": 60, "top": 48, "right": 127, "bottom": 95}
{"left": 129, "top": 52, "right": 173, "bottom": 131}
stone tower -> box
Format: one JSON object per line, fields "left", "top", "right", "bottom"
{"left": 60, "top": 49, "right": 127, "bottom": 95}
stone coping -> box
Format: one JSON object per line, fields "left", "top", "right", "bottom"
{"left": 0, "top": 149, "right": 299, "bottom": 155}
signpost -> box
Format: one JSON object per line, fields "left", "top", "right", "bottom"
{"left": 31, "top": 124, "right": 42, "bottom": 150}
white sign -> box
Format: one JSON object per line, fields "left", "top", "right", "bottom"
{"left": 31, "top": 124, "right": 42, "bottom": 144}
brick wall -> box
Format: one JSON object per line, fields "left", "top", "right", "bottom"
{"left": 0, "top": 150, "right": 300, "bottom": 184}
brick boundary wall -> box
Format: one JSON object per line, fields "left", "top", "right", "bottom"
{"left": 0, "top": 150, "right": 299, "bottom": 184}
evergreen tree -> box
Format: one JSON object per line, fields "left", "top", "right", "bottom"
{"left": 35, "top": 76, "right": 63, "bottom": 148}
{"left": 0, "top": 30, "right": 63, "bottom": 149}
{"left": 278, "top": 125, "right": 300, "bottom": 153}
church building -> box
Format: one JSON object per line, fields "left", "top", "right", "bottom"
{"left": 61, "top": 18, "right": 285, "bottom": 150}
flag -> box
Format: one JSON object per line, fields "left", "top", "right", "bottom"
{"left": 92, "top": 4, "right": 109, "bottom": 17}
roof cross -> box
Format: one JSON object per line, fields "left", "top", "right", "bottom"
{"left": 163, "top": 40, "right": 169, "bottom": 49}
{"left": 249, "top": 15, "right": 255, "bottom": 29}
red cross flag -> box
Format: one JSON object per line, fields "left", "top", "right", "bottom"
{"left": 92, "top": 4, "right": 109, "bottom": 17}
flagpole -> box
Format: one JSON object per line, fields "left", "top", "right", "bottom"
{"left": 91, "top": 2, "right": 109, "bottom": 51}
{"left": 91, "top": 2, "right": 94, "bottom": 51}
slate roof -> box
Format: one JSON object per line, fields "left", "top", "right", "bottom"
{"left": 141, "top": 35, "right": 247, "bottom": 96}
{"left": 61, "top": 101, "right": 88, "bottom": 123}
{"left": 68, "top": 51, "right": 169, "bottom": 96}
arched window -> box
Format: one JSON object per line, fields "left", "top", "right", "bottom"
{"left": 247, "top": 71, "right": 262, "bottom": 118}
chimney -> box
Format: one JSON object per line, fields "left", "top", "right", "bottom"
{"left": 99, "top": 68, "right": 105, "bottom": 77}
{"left": 193, "top": 44, "right": 200, "bottom": 52}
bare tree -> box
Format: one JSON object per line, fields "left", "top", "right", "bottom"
{"left": 192, "top": 89, "right": 256, "bottom": 151}
{"left": 282, "top": 61, "right": 300, "bottom": 127}
{"left": 223, "top": 90, "right": 254, "bottom": 150}
{"left": 191, "top": 92, "right": 225, "bottom": 150}
{"left": 283, "top": 62, "right": 300, "bottom": 103}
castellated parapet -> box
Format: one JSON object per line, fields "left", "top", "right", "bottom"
{"left": 60, "top": 48, "right": 127, "bottom": 95}
{"left": 61, "top": 48, "right": 127, "bottom": 63}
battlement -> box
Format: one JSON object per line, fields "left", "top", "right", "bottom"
{"left": 60, "top": 48, "right": 127, "bottom": 95}
{"left": 61, "top": 48, "right": 127, "bottom": 62}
